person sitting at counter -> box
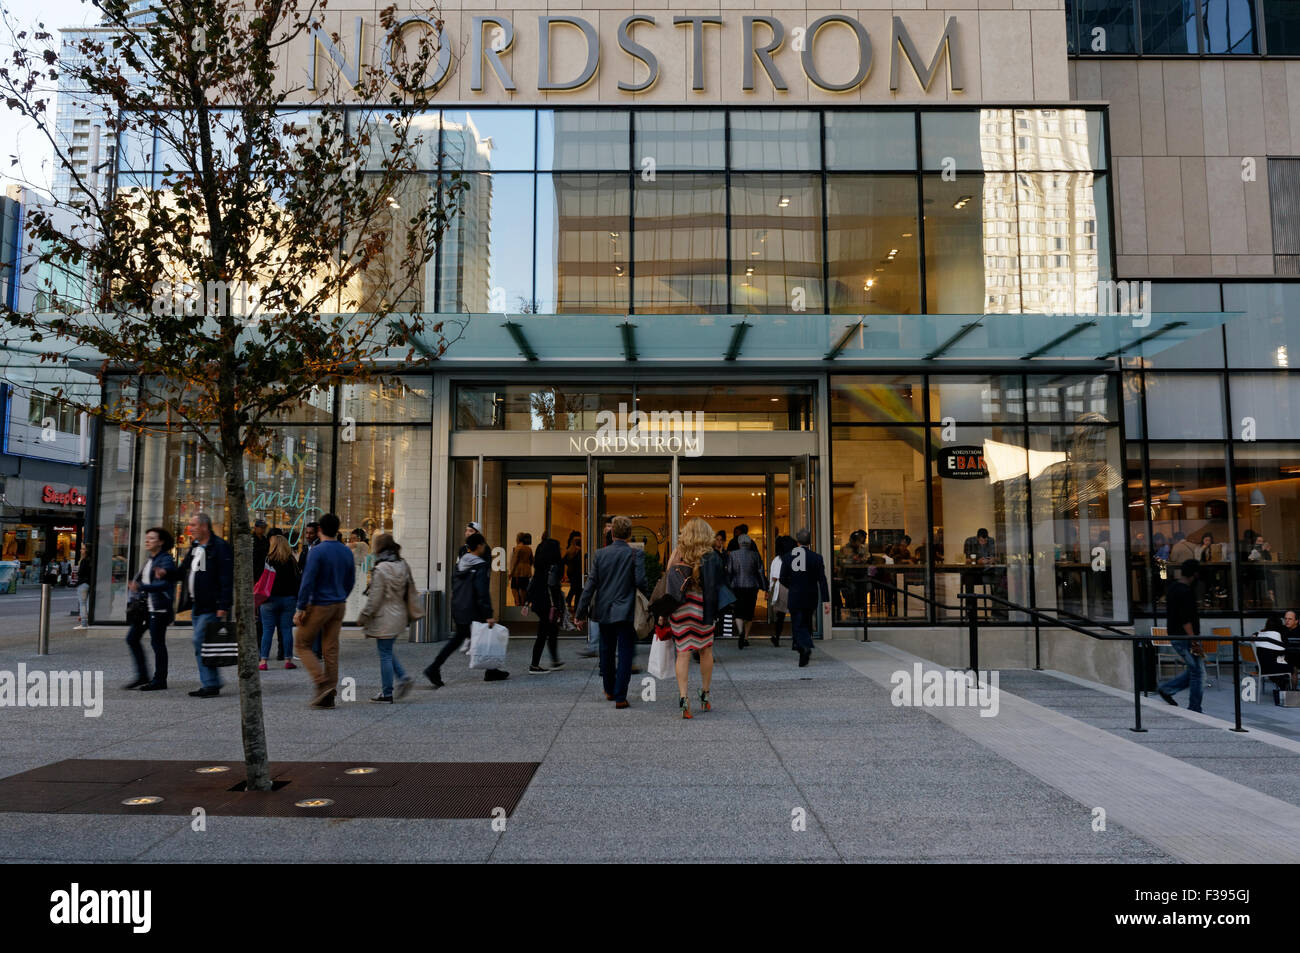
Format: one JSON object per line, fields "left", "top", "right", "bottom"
{"left": 1168, "top": 531, "right": 1197, "bottom": 566}
{"left": 837, "top": 530, "right": 871, "bottom": 619}
{"left": 962, "top": 528, "right": 1007, "bottom": 619}
{"left": 887, "top": 535, "right": 914, "bottom": 564}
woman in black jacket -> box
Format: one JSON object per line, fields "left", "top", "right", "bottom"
{"left": 124, "top": 527, "right": 177, "bottom": 691}
{"left": 524, "top": 533, "right": 565, "bottom": 673}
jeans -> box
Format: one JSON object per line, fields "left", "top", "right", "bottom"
{"left": 259, "top": 595, "right": 295, "bottom": 660}
{"left": 191, "top": 612, "right": 223, "bottom": 689}
{"left": 598, "top": 619, "right": 636, "bottom": 703}
{"left": 587, "top": 618, "right": 600, "bottom": 651}
{"left": 790, "top": 608, "right": 815, "bottom": 654}
{"left": 375, "top": 637, "right": 407, "bottom": 696}
{"left": 77, "top": 583, "right": 90, "bottom": 624}
{"left": 1159, "top": 640, "right": 1206, "bottom": 712}
{"left": 126, "top": 613, "right": 169, "bottom": 684}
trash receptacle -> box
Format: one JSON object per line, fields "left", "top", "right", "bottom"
{"left": 408, "top": 590, "right": 442, "bottom": 643}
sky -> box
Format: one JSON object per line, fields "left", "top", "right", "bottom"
{"left": 0, "top": 0, "right": 102, "bottom": 196}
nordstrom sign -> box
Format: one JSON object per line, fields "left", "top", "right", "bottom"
{"left": 309, "top": 14, "right": 963, "bottom": 96}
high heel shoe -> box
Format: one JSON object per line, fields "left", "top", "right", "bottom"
{"left": 699, "top": 689, "right": 711, "bottom": 712}
{"left": 679, "top": 696, "right": 692, "bottom": 719}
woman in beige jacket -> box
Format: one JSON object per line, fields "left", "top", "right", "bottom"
{"left": 357, "top": 533, "right": 415, "bottom": 702}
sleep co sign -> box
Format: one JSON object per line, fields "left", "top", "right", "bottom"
{"left": 308, "top": 14, "right": 963, "bottom": 96}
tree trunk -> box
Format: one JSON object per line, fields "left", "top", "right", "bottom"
{"left": 221, "top": 428, "right": 273, "bottom": 791}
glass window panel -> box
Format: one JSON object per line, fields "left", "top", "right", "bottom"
{"left": 929, "top": 375, "right": 1025, "bottom": 423}
{"left": 729, "top": 110, "right": 819, "bottom": 170}
{"left": 1072, "top": 0, "right": 1139, "bottom": 53}
{"left": 1016, "top": 172, "right": 1105, "bottom": 315}
{"left": 634, "top": 111, "right": 724, "bottom": 171}
{"left": 353, "top": 110, "right": 441, "bottom": 170}
{"left": 1141, "top": 0, "right": 1199, "bottom": 53}
{"left": 830, "top": 426, "right": 932, "bottom": 624}
{"left": 1027, "top": 373, "right": 1116, "bottom": 422}
{"left": 633, "top": 383, "right": 814, "bottom": 431}
{"left": 93, "top": 423, "right": 135, "bottom": 622}
{"left": 1126, "top": 440, "right": 1153, "bottom": 615}
{"left": 267, "top": 387, "right": 336, "bottom": 425}
{"left": 921, "top": 109, "right": 1015, "bottom": 171}
{"left": 350, "top": 173, "right": 439, "bottom": 313}
{"left": 730, "top": 173, "right": 823, "bottom": 314}
{"left": 1014, "top": 109, "right": 1103, "bottom": 172}
{"left": 440, "top": 109, "right": 535, "bottom": 171}
{"left": 536, "top": 173, "right": 631, "bottom": 314}
{"left": 930, "top": 425, "right": 1032, "bottom": 620}
{"left": 538, "top": 110, "right": 630, "bottom": 171}
{"left": 334, "top": 426, "right": 431, "bottom": 621}
{"left": 339, "top": 376, "right": 433, "bottom": 423}
{"left": 1264, "top": 0, "right": 1300, "bottom": 54}
{"left": 633, "top": 173, "right": 727, "bottom": 314}
{"left": 1146, "top": 444, "right": 1233, "bottom": 612}
{"left": 1029, "top": 426, "right": 1128, "bottom": 621}
{"left": 823, "top": 112, "right": 917, "bottom": 170}
{"left": 831, "top": 375, "right": 926, "bottom": 424}
{"left": 454, "top": 384, "right": 634, "bottom": 430}
{"left": 438, "top": 172, "right": 534, "bottom": 313}
{"left": 826, "top": 175, "right": 921, "bottom": 315}
{"left": 923, "top": 174, "right": 1021, "bottom": 314}
{"left": 1123, "top": 371, "right": 1145, "bottom": 438}
{"left": 1232, "top": 444, "right": 1300, "bottom": 612}
{"left": 1228, "top": 373, "right": 1300, "bottom": 440}
{"left": 1222, "top": 284, "right": 1300, "bottom": 368}
{"left": 1202, "top": 0, "right": 1257, "bottom": 53}
{"left": 1143, "top": 372, "right": 1226, "bottom": 438}
{"left": 243, "top": 428, "right": 335, "bottom": 548}
{"left": 117, "top": 125, "right": 154, "bottom": 171}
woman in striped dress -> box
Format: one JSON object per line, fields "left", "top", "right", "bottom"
{"left": 664, "top": 517, "right": 726, "bottom": 719}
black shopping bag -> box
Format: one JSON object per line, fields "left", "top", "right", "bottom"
{"left": 200, "top": 619, "right": 239, "bottom": 667}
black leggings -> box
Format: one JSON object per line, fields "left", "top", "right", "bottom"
{"left": 772, "top": 610, "right": 786, "bottom": 639}
{"left": 531, "top": 616, "right": 560, "bottom": 667}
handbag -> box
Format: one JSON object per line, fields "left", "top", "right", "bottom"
{"left": 547, "top": 562, "right": 564, "bottom": 587}
{"left": 253, "top": 562, "right": 275, "bottom": 608}
{"left": 548, "top": 604, "right": 562, "bottom": 624}
{"left": 649, "top": 565, "right": 687, "bottom": 619}
{"left": 200, "top": 618, "right": 239, "bottom": 667}
{"left": 647, "top": 634, "right": 675, "bottom": 680}
{"left": 771, "top": 581, "right": 789, "bottom": 614}
{"left": 404, "top": 567, "right": 425, "bottom": 620}
{"left": 634, "top": 590, "right": 654, "bottom": 639}
{"left": 126, "top": 598, "right": 149, "bottom": 628}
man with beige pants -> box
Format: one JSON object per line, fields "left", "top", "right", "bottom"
{"left": 293, "top": 513, "right": 354, "bottom": 709}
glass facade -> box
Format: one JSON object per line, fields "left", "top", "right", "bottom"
{"left": 120, "top": 106, "right": 1110, "bottom": 319}
{"left": 1067, "top": 0, "right": 1287, "bottom": 54}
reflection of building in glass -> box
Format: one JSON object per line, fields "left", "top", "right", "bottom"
{"left": 439, "top": 113, "right": 494, "bottom": 312}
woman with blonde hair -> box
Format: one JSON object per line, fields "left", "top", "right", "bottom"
{"left": 661, "top": 517, "right": 728, "bottom": 719}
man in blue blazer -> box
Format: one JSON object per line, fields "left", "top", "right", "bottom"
{"left": 576, "top": 515, "right": 649, "bottom": 708}
{"left": 779, "top": 528, "right": 830, "bottom": 667}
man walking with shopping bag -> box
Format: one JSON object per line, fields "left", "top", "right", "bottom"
{"left": 425, "top": 533, "right": 509, "bottom": 687}
{"left": 576, "top": 516, "right": 650, "bottom": 709}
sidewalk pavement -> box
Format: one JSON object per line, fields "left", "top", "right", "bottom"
{"left": 3, "top": 628, "right": 1289, "bottom": 863}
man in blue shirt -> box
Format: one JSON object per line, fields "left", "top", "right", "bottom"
{"left": 293, "top": 513, "right": 355, "bottom": 709}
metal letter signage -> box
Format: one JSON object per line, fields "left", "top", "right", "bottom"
{"left": 802, "top": 15, "right": 872, "bottom": 92}
{"left": 538, "top": 16, "right": 600, "bottom": 91}
{"left": 890, "top": 15, "right": 963, "bottom": 92}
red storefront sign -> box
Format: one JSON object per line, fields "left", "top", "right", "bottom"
{"left": 42, "top": 485, "right": 86, "bottom": 506}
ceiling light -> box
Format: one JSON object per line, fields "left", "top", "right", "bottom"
{"left": 889, "top": 249, "right": 898, "bottom": 256}
{"left": 777, "top": 196, "right": 790, "bottom": 208}
{"left": 609, "top": 231, "right": 620, "bottom": 238}
{"left": 901, "top": 232, "right": 913, "bottom": 237}
{"left": 1167, "top": 488, "right": 1183, "bottom": 506}
{"left": 864, "top": 278, "right": 875, "bottom": 289}
{"left": 1250, "top": 488, "right": 1267, "bottom": 507}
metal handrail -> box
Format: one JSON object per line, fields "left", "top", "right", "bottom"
{"left": 852, "top": 576, "right": 1276, "bottom": 735}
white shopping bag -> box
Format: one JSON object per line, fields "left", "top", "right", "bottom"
{"left": 469, "top": 621, "right": 509, "bottom": 670}
{"left": 647, "top": 635, "right": 675, "bottom": 680}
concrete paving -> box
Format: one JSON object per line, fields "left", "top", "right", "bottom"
{"left": 0, "top": 625, "right": 1272, "bottom": 863}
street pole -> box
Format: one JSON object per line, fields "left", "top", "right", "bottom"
{"left": 38, "top": 582, "right": 52, "bottom": 655}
